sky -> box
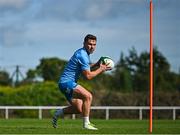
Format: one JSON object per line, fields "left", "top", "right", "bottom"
{"left": 0, "top": 0, "right": 180, "bottom": 77}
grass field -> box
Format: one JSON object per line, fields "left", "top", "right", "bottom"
{"left": 0, "top": 119, "right": 179, "bottom": 134}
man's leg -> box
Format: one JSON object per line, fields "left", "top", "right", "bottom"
{"left": 53, "top": 85, "right": 92, "bottom": 123}
{"left": 52, "top": 99, "right": 82, "bottom": 128}
{"left": 52, "top": 85, "right": 97, "bottom": 130}
{"left": 63, "top": 99, "right": 83, "bottom": 114}
{"left": 73, "top": 85, "right": 92, "bottom": 117}
{"left": 72, "top": 85, "right": 97, "bottom": 130}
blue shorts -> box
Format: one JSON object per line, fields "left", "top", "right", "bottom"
{"left": 58, "top": 81, "right": 78, "bottom": 102}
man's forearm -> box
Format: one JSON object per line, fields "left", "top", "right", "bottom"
{"left": 83, "top": 67, "right": 104, "bottom": 80}
{"left": 90, "top": 62, "right": 99, "bottom": 71}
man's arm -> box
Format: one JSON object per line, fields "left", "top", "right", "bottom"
{"left": 90, "top": 62, "right": 99, "bottom": 71}
{"left": 82, "top": 63, "right": 109, "bottom": 80}
{"left": 90, "top": 57, "right": 104, "bottom": 71}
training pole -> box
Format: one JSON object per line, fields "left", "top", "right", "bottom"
{"left": 149, "top": 0, "right": 153, "bottom": 133}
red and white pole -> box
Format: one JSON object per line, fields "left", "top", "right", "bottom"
{"left": 149, "top": 0, "right": 153, "bottom": 133}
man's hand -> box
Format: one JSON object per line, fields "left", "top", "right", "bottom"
{"left": 97, "top": 56, "right": 105, "bottom": 65}
{"left": 99, "top": 63, "right": 112, "bottom": 72}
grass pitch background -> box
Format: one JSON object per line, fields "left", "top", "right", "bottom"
{"left": 0, "top": 119, "right": 179, "bottom": 134}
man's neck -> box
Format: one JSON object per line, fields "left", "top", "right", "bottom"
{"left": 83, "top": 47, "right": 90, "bottom": 55}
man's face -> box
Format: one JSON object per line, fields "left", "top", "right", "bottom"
{"left": 84, "top": 39, "right": 96, "bottom": 54}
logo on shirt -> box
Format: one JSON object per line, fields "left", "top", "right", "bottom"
{"left": 66, "top": 88, "right": 71, "bottom": 94}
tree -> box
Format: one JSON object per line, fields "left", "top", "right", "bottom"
{"left": 111, "top": 52, "right": 133, "bottom": 91}
{"left": 0, "top": 70, "right": 11, "bottom": 86}
{"left": 125, "top": 47, "right": 139, "bottom": 74}
{"left": 132, "top": 51, "right": 149, "bottom": 91}
{"left": 153, "top": 47, "right": 173, "bottom": 91}
{"left": 36, "top": 57, "right": 67, "bottom": 81}
{"left": 24, "top": 69, "right": 38, "bottom": 83}
{"left": 112, "top": 47, "right": 177, "bottom": 92}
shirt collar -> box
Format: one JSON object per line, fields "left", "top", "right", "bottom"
{"left": 83, "top": 47, "right": 90, "bottom": 55}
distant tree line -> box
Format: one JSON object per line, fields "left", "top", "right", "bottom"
{"left": 0, "top": 47, "right": 180, "bottom": 92}
{"left": 110, "top": 47, "right": 180, "bottom": 92}
{"left": 0, "top": 47, "right": 180, "bottom": 118}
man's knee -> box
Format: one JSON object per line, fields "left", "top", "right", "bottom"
{"left": 73, "top": 85, "right": 92, "bottom": 102}
{"left": 85, "top": 92, "right": 92, "bottom": 101}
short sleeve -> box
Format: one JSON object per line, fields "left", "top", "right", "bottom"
{"left": 78, "top": 52, "right": 90, "bottom": 71}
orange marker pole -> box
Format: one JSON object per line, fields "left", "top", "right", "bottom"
{"left": 149, "top": 0, "right": 153, "bottom": 133}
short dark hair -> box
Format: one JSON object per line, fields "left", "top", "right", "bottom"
{"left": 84, "top": 34, "right": 97, "bottom": 43}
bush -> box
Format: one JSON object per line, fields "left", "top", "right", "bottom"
{"left": 0, "top": 83, "right": 179, "bottom": 119}
{"left": 0, "top": 81, "right": 66, "bottom": 106}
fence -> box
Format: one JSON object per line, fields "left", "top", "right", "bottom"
{"left": 0, "top": 106, "right": 180, "bottom": 120}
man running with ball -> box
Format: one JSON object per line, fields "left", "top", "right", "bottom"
{"left": 52, "top": 34, "right": 110, "bottom": 130}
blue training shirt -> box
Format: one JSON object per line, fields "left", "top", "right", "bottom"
{"left": 60, "top": 47, "right": 90, "bottom": 83}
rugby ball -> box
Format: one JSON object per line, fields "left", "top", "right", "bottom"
{"left": 100, "top": 56, "right": 115, "bottom": 69}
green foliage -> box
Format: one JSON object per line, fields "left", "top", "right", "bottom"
{"left": 26, "top": 69, "right": 37, "bottom": 80}
{"left": 0, "top": 81, "right": 67, "bottom": 117}
{"left": 0, "top": 70, "right": 11, "bottom": 86}
{"left": 36, "top": 57, "right": 67, "bottom": 81}
{"left": 111, "top": 53, "right": 133, "bottom": 91}
{"left": 153, "top": 91, "right": 180, "bottom": 106}
{"left": 109, "top": 47, "right": 179, "bottom": 92}
{"left": 20, "top": 47, "right": 180, "bottom": 92}
{"left": 133, "top": 51, "right": 149, "bottom": 91}
{"left": 99, "top": 90, "right": 180, "bottom": 106}
{"left": 0, "top": 81, "right": 66, "bottom": 106}
{"left": 90, "top": 73, "right": 113, "bottom": 90}
{"left": 0, "top": 47, "right": 179, "bottom": 114}
{"left": 78, "top": 79, "right": 93, "bottom": 92}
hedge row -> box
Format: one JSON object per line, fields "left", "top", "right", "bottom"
{"left": 0, "top": 82, "right": 179, "bottom": 118}
{"left": 0, "top": 81, "right": 66, "bottom": 106}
